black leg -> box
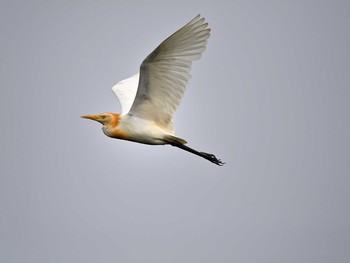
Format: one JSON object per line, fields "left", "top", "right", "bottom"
{"left": 170, "top": 142, "right": 224, "bottom": 166}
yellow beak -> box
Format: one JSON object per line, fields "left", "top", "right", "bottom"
{"left": 81, "top": 115, "right": 100, "bottom": 121}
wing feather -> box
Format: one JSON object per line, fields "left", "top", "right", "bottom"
{"left": 112, "top": 73, "right": 139, "bottom": 114}
{"left": 128, "top": 15, "right": 210, "bottom": 132}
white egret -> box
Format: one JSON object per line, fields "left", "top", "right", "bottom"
{"left": 82, "top": 15, "right": 224, "bottom": 165}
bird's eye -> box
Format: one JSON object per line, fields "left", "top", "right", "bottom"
{"left": 101, "top": 115, "right": 107, "bottom": 119}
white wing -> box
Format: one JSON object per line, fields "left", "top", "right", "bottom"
{"left": 128, "top": 15, "right": 210, "bottom": 132}
{"left": 112, "top": 73, "right": 139, "bottom": 114}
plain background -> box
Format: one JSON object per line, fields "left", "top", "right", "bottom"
{"left": 1, "top": 0, "right": 349, "bottom": 262}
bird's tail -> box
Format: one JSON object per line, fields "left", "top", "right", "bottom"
{"left": 164, "top": 135, "right": 188, "bottom": 145}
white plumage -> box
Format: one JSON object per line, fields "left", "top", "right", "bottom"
{"left": 112, "top": 15, "right": 210, "bottom": 133}
{"left": 112, "top": 73, "right": 139, "bottom": 114}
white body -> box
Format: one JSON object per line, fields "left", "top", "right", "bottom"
{"left": 103, "top": 115, "right": 172, "bottom": 145}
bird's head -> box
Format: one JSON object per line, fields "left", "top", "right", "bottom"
{"left": 81, "top": 112, "right": 124, "bottom": 139}
{"left": 81, "top": 112, "right": 117, "bottom": 125}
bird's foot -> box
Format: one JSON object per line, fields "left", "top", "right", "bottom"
{"left": 200, "top": 152, "right": 225, "bottom": 166}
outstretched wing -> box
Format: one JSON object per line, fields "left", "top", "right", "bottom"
{"left": 128, "top": 15, "right": 210, "bottom": 131}
{"left": 112, "top": 73, "right": 139, "bottom": 114}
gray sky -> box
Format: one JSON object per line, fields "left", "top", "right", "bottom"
{"left": 1, "top": 0, "right": 350, "bottom": 262}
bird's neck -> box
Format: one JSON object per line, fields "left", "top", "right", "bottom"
{"left": 102, "top": 113, "right": 128, "bottom": 140}
{"left": 109, "top": 113, "right": 121, "bottom": 128}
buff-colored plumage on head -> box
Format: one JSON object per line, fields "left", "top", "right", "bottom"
{"left": 81, "top": 113, "right": 129, "bottom": 140}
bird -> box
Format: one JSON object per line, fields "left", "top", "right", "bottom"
{"left": 82, "top": 15, "right": 224, "bottom": 166}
